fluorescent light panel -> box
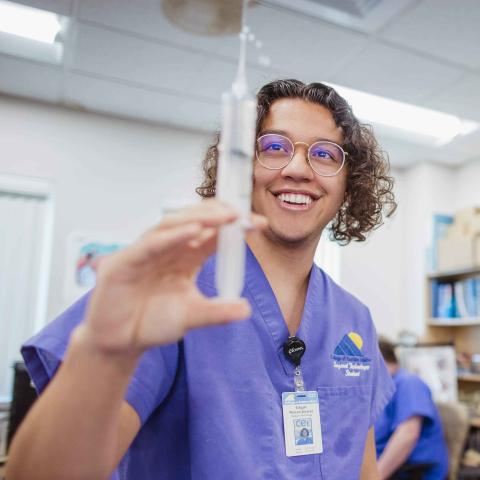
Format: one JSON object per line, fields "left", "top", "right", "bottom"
{"left": 0, "top": 0, "right": 61, "bottom": 44}
{"left": 327, "top": 82, "right": 478, "bottom": 144}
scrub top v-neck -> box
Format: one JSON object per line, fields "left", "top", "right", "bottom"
{"left": 22, "top": 245, "right": 394, "bottom": 480}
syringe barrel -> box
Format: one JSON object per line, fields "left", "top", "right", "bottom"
{"left": 215, "top": 91, "right": 257, "bottom": 299}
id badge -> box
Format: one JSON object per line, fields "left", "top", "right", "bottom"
{"left": 282, "top": 391, "right": 323, "bottom": 457}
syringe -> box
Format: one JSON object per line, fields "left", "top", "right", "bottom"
{"left": 215, "top": 13, "right": 257, "bottom": 299}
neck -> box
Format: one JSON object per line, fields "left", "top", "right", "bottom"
{"left": 387, "top": 362, "right": 400, "bottom": 376}
{"left": 246, "top": 230, "right": 320, "bottom": 335}
{"left": 246, "top": 230, "right": 318, "bottom": 287}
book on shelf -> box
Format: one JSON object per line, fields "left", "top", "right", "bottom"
{"left": 431, "top": 276, "right": 480, "bottom": 320}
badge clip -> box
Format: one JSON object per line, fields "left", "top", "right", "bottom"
{"left": 283, "top": 336, "right": 306, "bottom": 392}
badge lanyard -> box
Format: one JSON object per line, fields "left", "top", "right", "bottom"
{"left": 282, "top": 336, "right": 306, "bottom": 391}
{"left": 281, "top": 335, "right": 323, "bottom": 457}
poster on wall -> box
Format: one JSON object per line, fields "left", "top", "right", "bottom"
{"left": 396, "top": 345, "right": 458, "bottom": 402}
{"left": 64, "top": 232, "right": 127, "bottom": 304}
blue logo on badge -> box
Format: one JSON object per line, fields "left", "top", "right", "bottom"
{"left": 331, "top": 332, "right": 371, "bottom": 377}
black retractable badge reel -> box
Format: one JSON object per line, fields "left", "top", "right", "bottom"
{"left": 283, "top": 336, "right": 306, "bottom": 391}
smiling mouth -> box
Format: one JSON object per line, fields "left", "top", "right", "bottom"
{"left": 274, "top": 192, "right": 318, "bottom": 210}
{"left": 278, "top": 193, "right": 313, "bottom": 205}
{"left": 278, "top": 192, "right": 313, "bottom": 205}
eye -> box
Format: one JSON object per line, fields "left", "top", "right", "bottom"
{"left": 309, "top": 143, "right": 343, "bottom": 164}
{"left": 266, "top": 142, "right": 286, "bottom": 152}
{"left": 259, "top": 140, "right": 290, "bottom": 155}
{"left": 311, "top": 148, "right": 334, "bottom": 160}
{"left": 257, "top": 134, "right": 292, "bottom": 157}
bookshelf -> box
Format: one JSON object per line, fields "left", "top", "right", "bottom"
{"left": 425, "top": 265, "right": 480, "bottom": 385}
{"left": 427, "top": 266, "right": 480, "bottom": 281}
{"left": 427, "top": 211, "right": 480, "bottom": 470}
{"left": 428, "top": 318, "right": 480, "bottom": 327}
{"left": 427, "top": 265, "right": 480, "bottom": 326}
{"left": 458, "top": 374, "right": 480, "bottom": 383}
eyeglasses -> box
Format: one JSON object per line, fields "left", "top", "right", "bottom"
{"left": 256, "top": 133, "right": 348, "bottom": 177}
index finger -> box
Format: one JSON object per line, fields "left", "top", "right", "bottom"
{"left": 157, "top": 199, "right": 239, "bottom": 231}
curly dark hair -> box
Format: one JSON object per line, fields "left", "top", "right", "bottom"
{"left": 196, "top": 79, "right": 397, "bottom": 244}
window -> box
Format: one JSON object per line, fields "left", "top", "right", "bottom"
{"left": 0, "top": 175, "right": 53, "bottom": 401}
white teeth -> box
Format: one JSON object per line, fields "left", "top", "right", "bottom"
{"left": 278, "top": 193, "right": 313, "bottom": 205}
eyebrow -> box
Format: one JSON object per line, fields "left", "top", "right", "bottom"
{"left": 259, "top": 129, "right": 341, "bottom": 145}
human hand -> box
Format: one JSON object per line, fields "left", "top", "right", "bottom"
{"left": 80, "top": 200, "right": 266, "bottom": 357}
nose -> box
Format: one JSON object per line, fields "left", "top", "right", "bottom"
{"left": 280, "top": 143, "right": 315, "bottom": 181}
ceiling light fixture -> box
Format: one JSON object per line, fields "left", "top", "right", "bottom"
{"left": 0, "top": 0, "right": 67, "bottom": 64}
{"left": 327, "top": 82, "right": 478, "bottom": 145}
{"left": 0, "top": 0, "right": 62, "bottom": 44}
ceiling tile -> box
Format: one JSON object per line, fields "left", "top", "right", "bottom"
{"left": 379, "top": 0, "right": 480, "bottom": 69}
{"left": 0, "top": 54, "right": 62, "bottom": 102}
{"left": 260, "top": 0, "right": 418, "bottom": 34}
{"left": 71, "top": 23, "right": 217, "bottom": 97}
{"left": 192, "top": 59, "right": 281, "bottom": 101}
{"left": 422, "top": 73, "right": 480, "bottom": 122}
{"left": 246, "top": 5, "right": 369, "bottom": 82}
{"left": 77, "top": 0, "right": 239, "bottom": 59}
{"left": 63, "top": 72, "right": 220, "bottom": 132}
{"left": 328, "top": 41, "right": 464, "bottom": 103}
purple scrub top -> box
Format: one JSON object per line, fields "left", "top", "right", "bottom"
{"left": 23, "top": 246, "right": 394, "bottom": 479}
{"left": 375, "top": 368, "right": 448, "bottom": 480}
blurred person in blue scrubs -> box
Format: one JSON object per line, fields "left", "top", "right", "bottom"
{"left": 375, "top": 337, "right": 449, "bottom": 480}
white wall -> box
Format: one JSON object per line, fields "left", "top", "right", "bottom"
{"left": 339, "top": 167, "right": 406, "bottom": 338}
{"left": 339, "top": 160, "right": 480, "bottom": 339}
{"left": 454, "top": 160, "right": 480, "bottom": 210}
{"left": 399, "top": 163, "right": 455, "bottom": 336}
{"left": 0, "top": 95, "right": 211, "bottom": 321}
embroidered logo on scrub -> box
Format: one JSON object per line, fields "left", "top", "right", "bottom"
{"left": 331, "top": 332, "right": 371, "bottom": 378}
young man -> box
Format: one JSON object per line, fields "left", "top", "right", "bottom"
{"left": 375, "top": 338, "right": 449, "bottom": 480}
{"left": 8, "top": 80, "right": 397, "bottom": 480}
